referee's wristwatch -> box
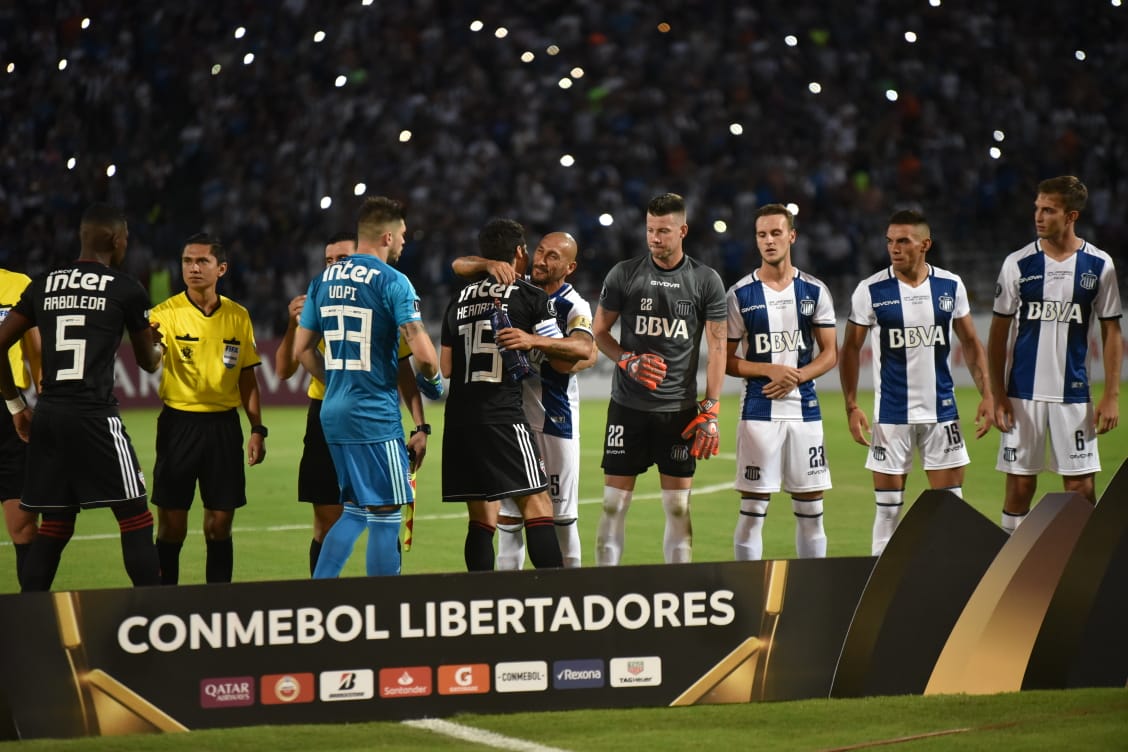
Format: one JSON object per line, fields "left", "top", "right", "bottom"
{"left": 410, "top": 424, "right": 431, "bottom": 437}
{"left": 251, "top": 425, "right": 268, "bottom": 438}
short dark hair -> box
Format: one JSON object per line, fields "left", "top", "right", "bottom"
{"left": 756, "top": 203, "right": 795, "bottom": 230}
{"left": 478, "top": 218, "right": 526, "bottom": 262}
{"left": 1037, "top": 175, "right": 1088, "bottom": 214}
{"left": 357, "top": 196, "right": 406, "bottom": 243}
{"left": 647, "top": 193, "right": 686, "bottom": 218}
{"left": 326, "top": 231, "right": 358, "bottom": 246}
{"left": 81, "top": 203, "right": 126, "bottom": 229}
{"left": 184, "top": 232, "right": 226, "bottom": 263}
{"left": 887, "top": 209, "right": 929, "bottom": 228}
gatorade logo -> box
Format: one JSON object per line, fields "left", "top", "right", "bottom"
{"left": 438, "top": 664, "right": 490, "bottom": 695}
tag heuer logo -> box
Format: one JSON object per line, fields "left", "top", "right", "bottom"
{"left": 938, "top": 294, "right": 954, "bottom": 312}
{"left": 872, "top": 446, "right": 887, "bottom": 462}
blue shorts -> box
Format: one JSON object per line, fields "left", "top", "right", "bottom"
{"left": 327, "top": 439, "right": 413, "bottom": 508}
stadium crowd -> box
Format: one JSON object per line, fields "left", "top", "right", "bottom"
{"left": 1, "top": 0, "right": 1125, "bottom": 333}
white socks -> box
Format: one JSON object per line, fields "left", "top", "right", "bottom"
{"left": 792, "top": 496, "right": 826, "bottom": 558}
{"left": 872, "top": 489, "right": 904, "bottom": 556}
{"left": 556, "top": 518, "right": 581, "bottom": 568}
{"left": 734, "top": 497, "right": 768, "bottom": 561}
{"left": 596, "top": 486, "right": 632, "bottom": 566}
{"left": 496, "top": 522, "right": 525, "bottom": 570}
{"left": 661, "top": 489, "right": 692, "bottom": 563}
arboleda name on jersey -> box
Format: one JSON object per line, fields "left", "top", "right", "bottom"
{"left": 1022, "top": 300, "right": 1083, "bottom": 323}
{"left": 886, "top": 325, "right": 946, "bottom": 348}
{"left": 752, "top": 330, "right": 807, "bottom": 354}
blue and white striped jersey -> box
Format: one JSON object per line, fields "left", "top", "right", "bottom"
{"left": 727, "top": 269, "right": 836, "bottom": 422}
{"left": 849, "top": 264, "right": 969, "bottom": 425}
{"left": 993, "top": 240, "right": 1121, "bottom": 403}
{"left": 523, "top": 282, "right": 593, "bottom": 439}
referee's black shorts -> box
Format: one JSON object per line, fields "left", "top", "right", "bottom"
{"left": 298, "top": 398, "right": 339, "bottom": 505}
{"left": 0, "top": 412, "right": 25, "bottom": 501}
{"left": 21, "top": 401, "right": 147, "bottom": 512}
{"left": 151, "top": 406, "right": 246, "bottom": 511}
{"left": 441, "top": 422, "right": 547, "bottom": 502}
{"left": 600, "top": 400, "right": 697, "bottom": 478}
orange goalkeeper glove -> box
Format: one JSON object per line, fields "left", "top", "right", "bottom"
{"left": 681, "top": 398, "right": 720, "bottom": 458}
{"left": 618, "top": 351, "right": 668, "bottom": 390}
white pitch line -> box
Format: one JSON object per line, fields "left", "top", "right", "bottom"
{"left": 403, "top": 718, "right": 572, "bottom": 752}
{"left": 0, "top": 482, "right": 734, "bottom": 546}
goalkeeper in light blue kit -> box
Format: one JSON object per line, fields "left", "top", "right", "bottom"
{"left": 593, "top": 193, "right": 728, "bottom": 565}
{"left": 293, "top": 197, "right": 440, "bottom": 577}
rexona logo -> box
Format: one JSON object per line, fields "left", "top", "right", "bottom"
{"left": 552, "top": 659, "right": 605, "bottom": 690}
{"left": 609, "top": 656, "right": 662, "bottom": 688}
{"left": 319, "top": 669, "right": 374, "bottom": 702}
{"left": 379, "top": 666, "right": 432, "bottom": 698}
{"left": 438, "top": 664, "right": 490, "bottom": 695}
{"left": 494, "top": 660, "right": 548, "bottom": 693}
{"left": 200, "top": 676, "right": 254, "bottom": 708}
{"left": 260, "top": 673, "right": 315, "bottom": 705}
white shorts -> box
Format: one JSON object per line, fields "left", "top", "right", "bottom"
{"left": 500, "top": 432, "right": 580, "bottom": 520}
{"left": 734, "top": 420, "right": 831, "bottom": 494}
{"left": 865, "top": 420, "right": 969, "bottom": 475}
{"left": 995, "top": 399, "right": 1100, "bottom": 476}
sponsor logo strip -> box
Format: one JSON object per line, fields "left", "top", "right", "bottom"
{"left": 495, "top": 661, "right": 548, "bottom": 693}
{"left": 319, "top": 669, "right": 374, "bottom": 702}
{"left": 260, "top": 673, "right": 315, "bottom": 704}
{"left": 609, "top": 656, "right": 662, "bottom": 687}
{"left": 379, "top": 666, "right": 432, "bottom": 698}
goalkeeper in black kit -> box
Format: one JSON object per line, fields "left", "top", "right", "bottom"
{"left": 592, "top": 193, "right": 728, "bottom": 565}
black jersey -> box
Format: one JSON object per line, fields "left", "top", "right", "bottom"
{"left": 599, "top": 253, "right": 727, "bottom": 411}
{"left": 15, "top": 260, "right": 150, "bottom": 408}
{"left": 441, "top": 276, "right": 559, "bottom": 425}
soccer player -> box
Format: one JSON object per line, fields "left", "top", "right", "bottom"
{"left": 150, "top": 233, "right": 267, "bottom": 585}
{"left": 593, "top": 193, "right": 728, "bottom": 566}
{"left": 451, "top": 231, "right": 597, "bottom": 568}
{"left": 441, "top": 218, "right": 590, "bottom": 571}
{"left": 276, "top": 233, "right": 437, "bottom": 575}
{"left": 726, "top": 204, "right": 837, "bottom": 560}
{"left": 0, "top": 203, "right": 163, "bottom": 591}
{"left": 293, "top": 197, "right": 440, "bottom": 578}
{"left": 989, "top": 175, "right": 1121, "bottom": 531}
{"left": 0, "top": 266, "right": 40, "bottom": 587}
{"left": 840, "top": 209, "right": 993, "bottom": 556}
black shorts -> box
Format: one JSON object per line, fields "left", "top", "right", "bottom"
{"left": 21, "top": 402, "right": 147, "bottom": 512}
{"left": 0, "top": 414, "right": 26, "bottom": 500}
{"left": 600, "top": 400, "right": 697, "bottom": 478}
{"left": 151, "top": 406, "right": 246, "bottom": 511}
{"left": 298, "top": 399, "right": 339, "bottom": 505}
{"left": 441, "top": 422, "right": 547, "bottom": 502}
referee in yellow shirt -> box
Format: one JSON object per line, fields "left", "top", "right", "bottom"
{"left": 151, "top": 233, "right": 266, "bottom": 584}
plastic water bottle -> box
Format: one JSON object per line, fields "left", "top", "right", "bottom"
{"left": 490, "top": 300, "right": 533, "bottom": 383}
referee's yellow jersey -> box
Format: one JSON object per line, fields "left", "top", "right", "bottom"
{"left": 0, "top": 269, "right": 32, "bottom": 390}
{"left": 306, "top": 332, "right": 412, "bottom": 400}
{"left": 151, "top": 292, "right": 261, "bottom": 412}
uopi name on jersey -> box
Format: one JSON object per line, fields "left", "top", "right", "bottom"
{"left": 752, "top": 330, "right": 808, "bottom": 354}
{"left": 458, "top": 279, "right": 518, "bottom": 303}
{"left": 1022, "top": 300, "right": 1083, "bottom": 323}
{"left": 886, "top": 325, "right": 946, "bottom": 348}
{"left": 321, "top": 259, "right": 381, "bottom": 285}
{"left": 634, "top": 315, "right": 689, "bottom": 339}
